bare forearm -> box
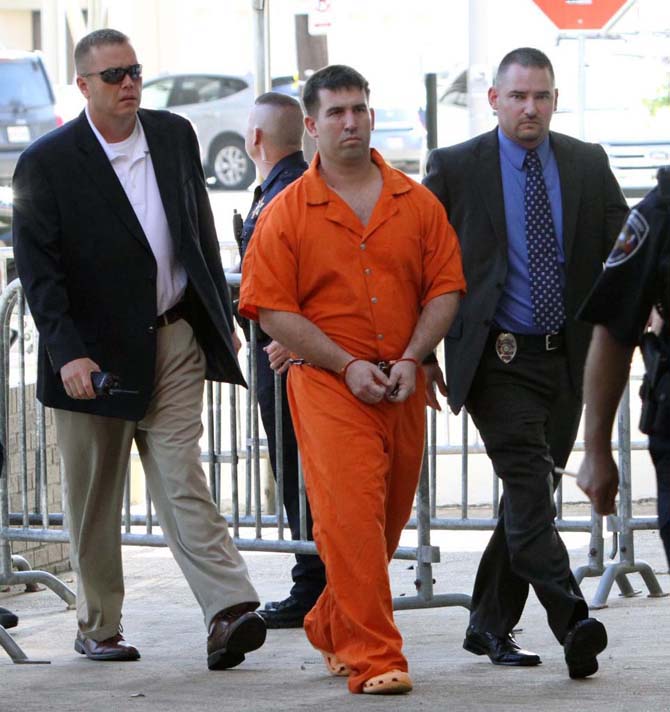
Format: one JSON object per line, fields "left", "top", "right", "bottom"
{"left": 583, "top": 325, "right": 635, "bottom": 451}
{"left": 402, "top": 292, "right": 460, "bottom": 361}
{"left": 258, "top": 309, "right": 352, "bottom": 373}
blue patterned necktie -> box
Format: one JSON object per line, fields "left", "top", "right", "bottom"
{"left": 524, "top": 149, "right": 565, "bottom": 333}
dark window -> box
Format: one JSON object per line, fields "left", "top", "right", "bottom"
{"left": 172, "top": 76, "right": 247, "bottom": 106}
{"left": 0, "top": 58, "right": 53, "bottom": 110}
{"left": 142, "top": 78, "right": 175, "bottom": 109}
{"left": 219, "top": 76, "right": 248, "bottom": 97}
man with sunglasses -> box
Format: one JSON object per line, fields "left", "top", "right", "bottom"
{"left": 12, "top": 29, "right": 266, "bottom": 668}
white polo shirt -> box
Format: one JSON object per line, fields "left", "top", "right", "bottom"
{"left": 85, "top": 107, "right": 187, "bottom": 316}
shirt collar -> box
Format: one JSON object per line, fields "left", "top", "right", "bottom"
{"left": 303, "top": 148, "right": 411, "bottom": 205}
{"left": 260, "top": 151, "right": 305, "bottom": 193}
{"left": 497, "top": 127, "right": 551, "bottom": 171}
{"left": 85, "top": 105, "right": 148, "bottom": 163}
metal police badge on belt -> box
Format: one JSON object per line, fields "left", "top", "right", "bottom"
{"left": 495, "top": 332, "right": 517, "bottom": 364}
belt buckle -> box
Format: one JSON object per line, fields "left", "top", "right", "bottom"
{"left": 377, "top": 360, "right": 391, "bottom": 376}
{"left": 495, "top": 332, "right": 517, "bottom": 364}
{"left": 545, "top": 334, "right": 559, "bottom": 351}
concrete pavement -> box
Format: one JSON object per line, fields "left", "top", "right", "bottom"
{"left": 1, "top": 527, "right": 669, "bottom": 712}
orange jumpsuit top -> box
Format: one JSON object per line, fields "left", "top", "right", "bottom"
{"left": 239, "top": 149, "right": 466, "bottom": 361}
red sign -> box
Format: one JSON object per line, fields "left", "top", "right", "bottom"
{"left": 532, "top": 0, "right": 633, "bottom": 31}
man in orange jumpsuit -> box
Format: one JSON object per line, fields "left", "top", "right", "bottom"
{"left": 239, "top": 65, "right": 465, "bottom": 695}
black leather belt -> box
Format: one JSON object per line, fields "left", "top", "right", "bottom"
{"left": 490, "top": 330, "right": 564, "bottom": 353}
{"left": 156, "top": 301, "right": 187, "bottom": 328}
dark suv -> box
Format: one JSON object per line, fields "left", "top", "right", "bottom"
{"left": 0, "top": 50, "right": 60, "bottom": 190}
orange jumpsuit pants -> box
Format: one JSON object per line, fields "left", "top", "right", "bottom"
{"left": 288, "top": 364, "right": 426, "bottom": 693}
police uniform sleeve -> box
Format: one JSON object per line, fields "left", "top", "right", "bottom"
{"left": 579, "top": 189, "right": 669, "bottom": 346}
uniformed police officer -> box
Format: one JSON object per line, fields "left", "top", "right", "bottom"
{"left": 240, "top": 91, "right": 326, "bottom": 627}
{"left": 578, "top": 167, "right": 670, "bottom": 567}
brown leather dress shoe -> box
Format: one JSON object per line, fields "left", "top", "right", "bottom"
{"left": 207, "top": 602, "right": 266, "bottom": 670}
{"left": 74, "top": 632, "right": 140, "bottom": 661}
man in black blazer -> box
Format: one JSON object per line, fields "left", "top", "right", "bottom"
{"left": 423, "top": 47, "right": 628, "bottom": 679}
{"left": 12, "top": 29, "right": 266, "bottom": 668}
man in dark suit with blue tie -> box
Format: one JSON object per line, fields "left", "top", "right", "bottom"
{"left": 423, "top": 47, "right": 628, "bottom": 678}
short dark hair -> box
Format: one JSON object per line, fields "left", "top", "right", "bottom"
{"left": 253, "top": 91, "right": 304, "bottom": 149}
{"left": 255, "top": 91, "right": 301, "bottom": 110}
{"left": 495, "top": 47, "right": 555, "bottom": 85}
{"left": 302, "top": 64, "right": 370, "bottom": 116}
{"left": 75, "top": 28, "right": 130, "bottom": 74}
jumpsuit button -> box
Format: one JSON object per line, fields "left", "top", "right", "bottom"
{"left": 364, "top": 268, "right": 372, "bottom": 275}
{"left": 360, "top": 243, "right": 366, "bottom": 250}
{"left": 377, "top": 333, "right": 384, "bottom": 340}
{"left": 148, "top": 325, "right": 156, "bottom": 334}
{"left": 371, "top": 297, "right": 378, "bottom": 304}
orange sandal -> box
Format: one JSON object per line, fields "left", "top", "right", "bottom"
{"left": 362, "top": 670, "right": 413, "bottom": 695}
{"left": 319, "top": 650, "right": 351, "bottom": 676}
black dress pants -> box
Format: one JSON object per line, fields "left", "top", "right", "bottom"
{"left": 648, "top": 433, "right": 670, "bottom": 569}
{"left": 256, "top": 340, "right": 326, "bottom": 606}
{"left": 464, "top": 340, "right": 589, "bottom": 642}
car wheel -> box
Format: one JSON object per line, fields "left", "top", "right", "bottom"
{"left": 209, "top": 135, "right": 255, "bottom": 190}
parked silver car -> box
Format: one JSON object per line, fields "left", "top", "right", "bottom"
{"left": 370, "top": 107, "right": 425, "bottom": 173}
{"left": 142, "top": 73, "right": 300, "bottom": 190}
{"left": 0, "top": 50, "right": 60, "bottom": 186}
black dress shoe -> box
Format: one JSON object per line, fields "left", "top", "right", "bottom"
{"left": 463, "top": 626, "right": 541, "bottom": 666}
{"left": 259, "top": 595, "right": 312, "bottom": 629}
{"left": 207, "top": 602, "right": 267, "bottom": 670}
{"left": 74, "top": 632, "right": 140, "bottom": 661}
{"left": 563, "top": 618, "right": 607, "bottom": 679}
{"left": 0, "top": 607, "right": 18, "bottom": 629}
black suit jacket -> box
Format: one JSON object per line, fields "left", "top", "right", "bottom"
{"left": 423, "top": 128, "right": 628, "bottom": 414}
{"left": 13, "top": 109, "right": 245, "bottom": 420}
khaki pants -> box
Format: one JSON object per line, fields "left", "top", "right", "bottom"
{"left": 55, "top": 319, "right": 258, "bottom": 641}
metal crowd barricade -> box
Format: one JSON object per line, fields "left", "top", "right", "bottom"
{"left": 0, "top": 272, "right": 667, "bottom": 663}
{"left": 0, "top": 281, "right": 72, "bottom": 663}
{"left": 416, "top": 374, "right": 666, "bottom": 610}
{"left": 576, "top": 383, "right": 667, "bottom": 608}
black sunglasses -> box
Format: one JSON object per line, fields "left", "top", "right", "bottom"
{"left": 82, "top": 64, "right": 142, "bottom": 85}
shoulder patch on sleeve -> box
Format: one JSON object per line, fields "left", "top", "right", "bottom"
{"left": 605, "top": 209, "right": 649, "bottom": 267}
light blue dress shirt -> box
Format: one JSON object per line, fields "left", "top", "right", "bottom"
{"left": 494, "top": 128, "right": 564, "bottom": 334}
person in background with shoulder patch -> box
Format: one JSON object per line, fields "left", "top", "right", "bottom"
{"left": 579, "top": 167, "right": 670, "bottom": 568}
{"left": 239, "top": 92, "right": 326, "bottom": 629}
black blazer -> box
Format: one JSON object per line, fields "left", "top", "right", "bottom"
{"left": 423, "top": 128, "right": 628, "bottom": 414}
{"left": 13, "top": 109, "right": 245, "bottom": 420}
